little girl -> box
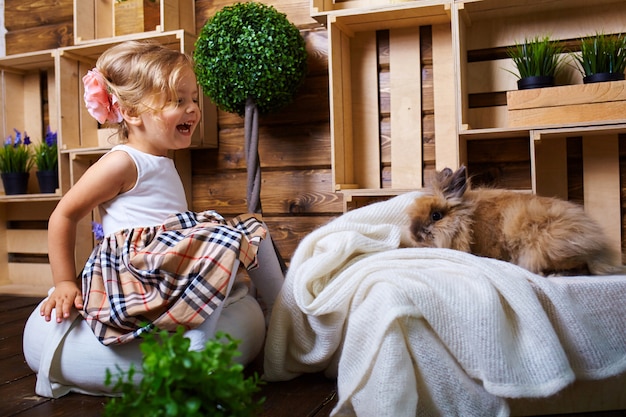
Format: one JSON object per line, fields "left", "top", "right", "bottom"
{"left": 23, "top": 40, "right": 283, "bottom": 397}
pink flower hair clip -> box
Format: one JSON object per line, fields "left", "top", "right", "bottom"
{"left": 82, "top": 68, "right": 123, "bottom": 125}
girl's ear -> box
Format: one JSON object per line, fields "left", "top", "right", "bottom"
{"left": 120, "top": 107, "right": 142, "bottom": 126}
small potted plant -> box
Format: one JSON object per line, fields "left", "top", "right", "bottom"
{"left": 194, "top": 1, "right": 308, "bottom": 214}
{"left": 103, "top": 327, "right": 264, "bottom": 416}
{"left": 507, "top": 36, "right": 565, "bottom": 90}
{"left": 0, "top": 128, "right": 34, "bottom": 195}
{"left": 33, "top": 126, "right": 59, "bottom": 193}
{"left": 573, "top": 32, "right": 626, "bottom": 83}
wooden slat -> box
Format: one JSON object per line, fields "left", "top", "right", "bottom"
{"left": 508, "top": 101, "right": 626, "bottom": 129}
{"left": 432, "top": 22, "right": 458, "bottom": 170}
{"left": 6, "top": 23, "right": 73, "bottom": 55}
{"left": 582, "top": 134, "right": 622, "bottom": 263}
{"left": 195, "top": 0, "right": 321, "bottom": 32}
{"left": 351, "top": 30, "right": 380, "bottom": 189}
{"left": 6, "top": 230, "right": 48, "bottom": 254}
{"left": 114, "top": 0, "right": 145, "bottom": 37}
{"left": 199, "top": 123, "right": 331, "bottom": 171}
{"left": 531, "top": 134, "right": 568, "bottom": 200}
{"left": 389, "top": 26, "right": 422, "bottom": 188}
{"left": 264, "top": 216, "right": 338, "bottom": 260}
{"left": 508, "top": 81, "right": 626, "bottom": 111}
{"left": 6, "top": 263, "right": 52, "bottom": 296}
{"left": 4, "top": 0, "right": 73, "bottom": 31}
{"left": 328, "top": 18, "right": 354, "bottom": 189}
{"left": 192, "top": 169, "right": 343, "bottom": 215}
{"left": 462, "top": 1, "right": 626, "bottom": 51}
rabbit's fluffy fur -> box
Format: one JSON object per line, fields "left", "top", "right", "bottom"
{"left": 405, "top": 166, "right": 625, "bottom": 276}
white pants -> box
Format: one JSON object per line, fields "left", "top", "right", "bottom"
{"left": 23, "top": 283, "right": 265, "bottom": 398}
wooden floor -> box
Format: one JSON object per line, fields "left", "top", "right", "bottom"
{"left": 1, "top": 294, "right": 625, "bottom": 417}
{"left": 0, "top": 294, "right": 337, "bottom": 417}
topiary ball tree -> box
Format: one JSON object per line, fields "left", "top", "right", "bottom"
{"left": 194, "top": 2, "right": 308, "bottom": 214}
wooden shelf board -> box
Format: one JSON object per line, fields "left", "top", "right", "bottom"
{"left": 0, "top": 193, "right": 61, "bottom": 203}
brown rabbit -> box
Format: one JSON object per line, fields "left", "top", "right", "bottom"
{"left": 405, "top": 166, "right": 626, "bottom": 276}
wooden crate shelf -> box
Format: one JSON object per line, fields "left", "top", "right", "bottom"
{"left": 0, "top": 50, "right": 59, "bottom": 197}
{"left": 73, "top": 0, "right": 196, "bottom": 44}
{"left": 1, "top": 4, "right": 215, "bottom": 296}
{"left": 456, "top": 0, "right": 626, "bottom": 131}
{"left": 328, "top": 2, "right": 457, "bottom": 195}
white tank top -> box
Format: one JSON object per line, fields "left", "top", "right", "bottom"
{"left": 99, "top": 145, "right": 188, "bottom": 235}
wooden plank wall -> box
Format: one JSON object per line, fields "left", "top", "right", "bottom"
{"left": 4, "top": 0, "right": 625, "bottom": 261}
{"left": 5, "top": 0, "right": 74, "bottom": 54}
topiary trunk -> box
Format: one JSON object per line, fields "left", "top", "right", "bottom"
{"left": 244, "top": 97, "right": 262, "bottom": 214}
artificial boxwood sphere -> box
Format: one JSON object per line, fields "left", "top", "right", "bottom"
{"left": 194, "top": 2, "right": 308, "bottom": 116}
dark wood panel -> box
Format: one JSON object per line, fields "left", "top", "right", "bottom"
{"left": 467, "top": 137, "right": 531, "bottom": 163}
{"left": 192, "top": 123, "right": 330, "bottom": 171}
{"left": 4, "top": 0, "right": 73, "bottom": 31}
{"left": 6, "top": 23, "right": 73, "bottom": 55}
{"left": 191, "top": 169, "right": 343, "bottom": 215}
{"left": 265, "top": 215, "right": 337, "bottom": 260}
{"left": 217, "top": 72, "right": 330, "bottom": 128}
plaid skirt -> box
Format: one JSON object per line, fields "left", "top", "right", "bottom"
{"left": 79, "top": 211, "right": 266, "bottom": 345}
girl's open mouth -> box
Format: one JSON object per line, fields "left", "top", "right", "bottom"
{"left": 177, "top": 122, "right": 194, "bottom": 133}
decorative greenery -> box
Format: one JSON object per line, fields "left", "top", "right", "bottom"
{"left": 507, "top": 36, "right": 565, "bottom": 79}
{"left": 194, "top": 2, "right": 308, "bottom": 116}
{"left": 103, "top": 327, "right": 264, "bottom": 417}
{"left": 33, "top": 126, "right": 58, "bottom": 172}
{"left": 0, "top": 129, "right": 34, "bottom": 173}
{"left": 573, "top": 32, "right": 626, "bottom": 77}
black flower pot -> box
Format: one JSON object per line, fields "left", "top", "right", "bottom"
{"left": 517, "top": 75, "right": 555, "bottom": 90}
{"left": 36, "top": 170, "right": 59, "bottom": 194}
{"left": 1, "top": 172, "right": 29, "bottom": 195}
{"left": 582, "top": 72, "right": 626, "bottom": 84}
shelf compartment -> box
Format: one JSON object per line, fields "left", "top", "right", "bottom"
{"left": 0, "top": 50, "right": 59, "bottom": 198}
{"left": 328, "top": 2, "right": 456, "bottom": 198}
{"left": 458, "top": 127, "right": 532, "bottom": 190}
{"left": 455, "top": 0, "right": 626, "bottom": 130}
{"left": 0, "top": 200, "right": 57, "bottom": 296}
{"left": 56, "top": 30, "right": 217, "bottom": 156}
{"left": 530, "top": 124, "right": 626, "bottom": 261}
{"left": 73, "top": 0, "right": 196, "bottom": 44}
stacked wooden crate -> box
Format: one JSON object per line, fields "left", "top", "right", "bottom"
{"left": 0, "top": 0, "right": 212, "bottom": 296}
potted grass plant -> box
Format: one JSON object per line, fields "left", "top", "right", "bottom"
{"left": 573, "top": 32, "right": 626, "bottom": 84}
{"left": 507, "top": 36, "right": 565, "bottom": 90}
{"left": 33, "top": 126, "right": 59, "bottom": 193}
{"left": 0, "top": 128, "right": 34, "bottom": 195}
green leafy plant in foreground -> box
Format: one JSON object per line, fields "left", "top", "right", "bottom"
{"left": 103, "top": 327, "right": 264, "bottom": 417}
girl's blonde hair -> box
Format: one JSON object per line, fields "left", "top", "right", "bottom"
{"left": 96, "top": 40, "right": 195, "bottom": 141}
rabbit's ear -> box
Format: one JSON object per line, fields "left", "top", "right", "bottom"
{"left": 442, "top": 166, "right": 467, "bottom": 199}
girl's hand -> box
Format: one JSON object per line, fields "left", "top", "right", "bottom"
{"left": 40, "top": 281, "right": 84, "bottom": 323}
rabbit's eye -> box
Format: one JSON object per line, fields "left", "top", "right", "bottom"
{"left": 431, "top": 211, "right": 443, "bottom": 221}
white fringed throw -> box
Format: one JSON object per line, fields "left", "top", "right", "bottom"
{"left": 263, "top": 191, "right": 626, "bottom": 416}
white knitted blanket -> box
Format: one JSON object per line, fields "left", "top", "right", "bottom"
{"left": 263, "top": 191, "right": 626, "bottom": 417}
